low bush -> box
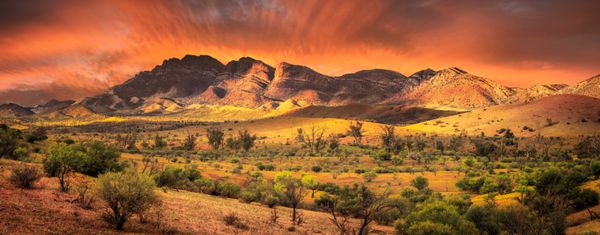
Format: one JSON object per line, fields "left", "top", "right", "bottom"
{"left": 9, "top": 166, "right": 41, "bottom": 189}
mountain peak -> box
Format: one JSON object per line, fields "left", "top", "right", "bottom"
{"left": 409, "top": 68, "right": 436, "bottom": 81}
{"left": 437, "top": 67, "right": 468, "bottom": 75}
{"left": 159, "top": 54, "right": 224, "bottom": 72}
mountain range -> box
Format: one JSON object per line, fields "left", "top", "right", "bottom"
{"left": 1, "top": 54, "right": 599, "bottom": 119}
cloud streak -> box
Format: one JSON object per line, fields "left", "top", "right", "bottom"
{"left": 0, "top": 0, "right": 599, "bottom": 105}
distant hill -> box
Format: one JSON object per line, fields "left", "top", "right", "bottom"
{"left": 31, "top": 99, "right": 75, "bottom": 114}
{"left": 284, "top": 104, "right": 461, "bottom": 124}
{"left": 0, "top": 103, "right": 34, "bottom": 117}
{"left": 405, "top": 94, "right": 600, "bottom": 136}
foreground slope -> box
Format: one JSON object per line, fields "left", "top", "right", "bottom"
{"left": 0, "top": 159, "right": 393, "bottom": 234}
{"left": 405, "top": 94, "right": 600, "bottom": 136}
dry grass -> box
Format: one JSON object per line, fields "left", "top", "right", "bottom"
{"left": 0, "top": 159, "right": 394, "bottom": 234}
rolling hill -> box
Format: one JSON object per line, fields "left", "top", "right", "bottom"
{"left": 405, "top": 94, "right": 600, "bottom": 136}
{"left": 284, "top": 103, "right": 461, "bottom": 124}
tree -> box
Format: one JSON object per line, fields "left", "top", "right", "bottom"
{"left": 448, "top": 135, "right": 463, "bottom": 152}
{"left": 182, "top": 134, "right": 196, "bottom": 151}
{"left": 380, "top": 125, "right": 396, "bottom": 153}
{"left": 124, "top": 133, "right": 138, "bottom": 151}
{"left": 206, "top": 128, "right": 224, "bottom": 150}
{"left": 574, "top": 135, "right": 600, "bottom": 158}
{"left": 471, "top": 138, "right": 497, "bottom": 160}
{"left": 76, "top": 141, "right": 122, "bottom": 177}
{"left": 153, "top": 134, "right": 167, "bottom": 149}
{"left": 96, "top": 172, "right": 157, "bottom": 230}
{"left": 225, "top": 135, "right": 241, "bottom": 150}
{"left": 347, "top": 121, "right": 364, "bottom": 145}
{"left": 0, "top": 124, "right": 21, "bottom": 159}
{"left": 302, "top": 125, "right": 327, "bottom": 153}
{"left": 353, "top": 186, "right": 397, "bottom": 235}
{"left": 301, "top": 175, "right": 319, "bottom": 198}
{"left": 275, "top": 171, "right": 305, "bottom": 223}
{"left": 44, "top": 143, "right": 85, "bottom": 191}
{"left": 411, "top": 176, "right": 429, "bottom": 191}
{"left": 328, "top": 135, "right": 340, "bottom": 152}
{"left": 238, "top": 130, "right": 257, "bottom": 152}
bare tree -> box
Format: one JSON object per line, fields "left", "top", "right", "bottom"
{"left": 301, "top": 125, "right": 327, "bottom": 153}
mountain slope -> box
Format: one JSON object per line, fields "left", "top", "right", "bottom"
{"left": 559, "top": 74, "right": 600, "bottom": 98}
{"left": 389, "top": 67, "right": 517, "bottom": 110}
{"left": 31, "top": 99, "right": 75, "bottom": 114}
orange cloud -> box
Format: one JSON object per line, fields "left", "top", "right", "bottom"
{"left": 0, "top": 0, "right": 599, "bottom": 105}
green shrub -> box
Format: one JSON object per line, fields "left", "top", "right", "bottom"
{"left": 217, "top": 182, "right": 242, "bottom": 198}
{"left": 96, "top": 172, "right": 157, "bottom": 230}
{"left": 0, "top": 124, "right": 22, "bottom": 159}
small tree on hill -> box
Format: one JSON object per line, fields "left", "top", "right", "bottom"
{"left": 348, "top": 121, "right": 364, "bottom": 145}
{"left": 206, "top": 128, "right": 224, "bottom": 150}
{"left": 302, "top": 125, "right": 327, "bottom": 153}
{"left": 153, "top": 134, "right": 167, "bottom": 149}
{"left": 275, "top": 171, "right": 305, "bottom": 224}
{"left": 238, "top": 130, "right": 257, "bottom": 152}
{"left": 301, "top": 174, "right": 319, "bottom": 198}
{"left": 380, "top": 125, "right": 396, "bottom": 153}
{"left": 44, "top": 143, "right": 85, "bottom": 191}
{"left": 182, "top": 134, "right": 196, "bottom": 151}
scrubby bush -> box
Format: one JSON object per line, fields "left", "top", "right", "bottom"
{"left": 363, "top": 171, "right": 378, "bottom": 182}
{"left": 96, "top": 172, "right": 157, "bottom": 230}
{"left": 373, "top": 152, "right": 392, "bottom": 161}
{"left": 411, "top": 176, "right": 429, "bottom": 191}
{"left": 218, "top": 182, "right": 242, "bottom": 198}
{"left": 9, "top": 166, "right": 41, "bottom": 189}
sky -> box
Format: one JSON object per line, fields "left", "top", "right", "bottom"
{"left": 1, "top": 0, "right": 599, "bottom": 106}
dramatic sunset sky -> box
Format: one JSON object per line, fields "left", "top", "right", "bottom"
{"left": 1, "top": 0, "right": 599, "bottom": 105}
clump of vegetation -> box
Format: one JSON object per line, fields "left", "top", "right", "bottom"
{"left": 0, "top": 124, "right": 26, "bottom": 160}
{"left": 223, "top": 213, "right": 249, "bottom": 230}
{"left": 96, "top": 172, "right": 158, "bottom": 230}
{"left": 44, "top": 141, "right": 123, "bottom": 191}
{"left": 9, "top": 166, "right": 42, "bottom": 189}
